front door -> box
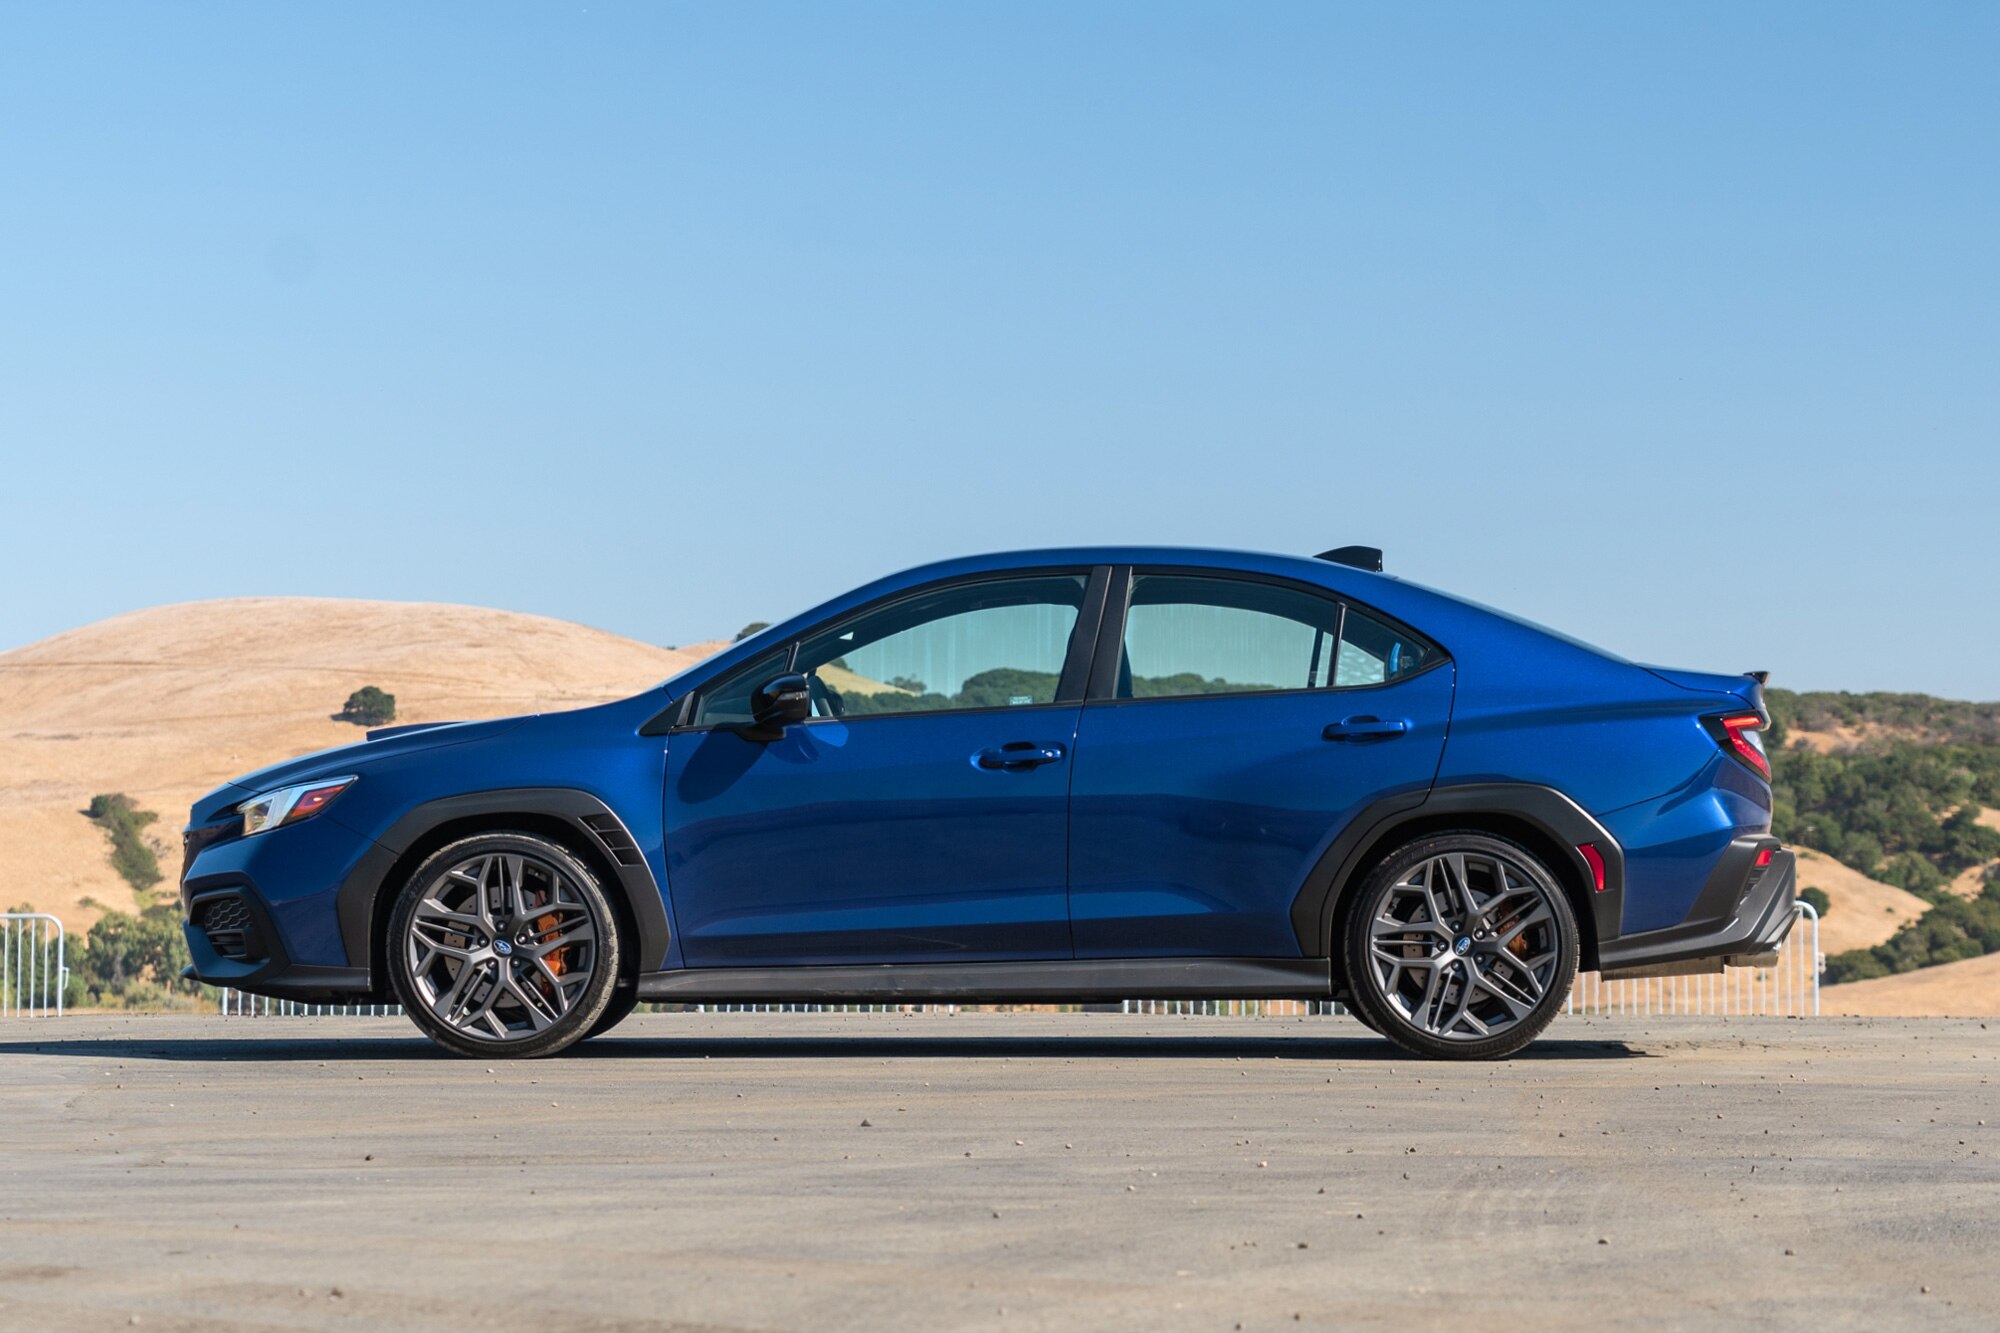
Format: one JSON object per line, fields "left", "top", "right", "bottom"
{"left": 662, "top": 571, "right": 1097, "bottom": 967}
{"left": 1067, "top": 570, "right": 1454, "bottom": 957}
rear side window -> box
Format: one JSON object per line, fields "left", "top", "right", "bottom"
{"left": 1336, "top": 607, "right": 1440, "bottom": 687}
{"left": 1119, "top": 575, "right": 1342, "bottom": 699}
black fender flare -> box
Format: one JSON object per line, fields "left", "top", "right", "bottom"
{"left": 1288, "top": 782, "right": 1625, "bottom": 966}
{"left": 335, "top": 788, "right": 672, "bottom": 988}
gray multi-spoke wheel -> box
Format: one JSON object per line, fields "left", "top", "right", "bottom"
{"left": 1341, "top": 833, "right": 1577, "bottom": 1060}
{"left": 389, "top": 833, "right": 621, "bottom": 1058}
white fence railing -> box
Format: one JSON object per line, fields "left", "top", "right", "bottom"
{"left": 216, "top": 903, "right": 1820, "bottom": 1023}
{"left": 1565, "top": 901, "right": 1820, "bottom": 1018}
{"left": 219, "top": 991, "right": 403, "bottom": 1017}
{"left": 1, "top": 913, "right": 68, "bottom": 1016}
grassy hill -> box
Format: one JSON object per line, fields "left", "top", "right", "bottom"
{"left": 1769, "top": 689, "right": 2000, "bottom": 985}
{"left": 0, "top": 598, "right": 723, "bottom": 932}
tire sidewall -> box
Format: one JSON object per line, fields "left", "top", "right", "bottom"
{"left": 1341, "top": 832, "right": 1578, "bottom": 1060}
{"left": 389, "top": 832, "right": 621, "bottom": 1059}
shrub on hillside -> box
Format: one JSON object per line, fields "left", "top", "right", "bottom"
{"left": 338, "top": 685, "right": 396, "bottom": 726}
{"left": 86, "top": 792, "right": 162, "bottom": 892}
{"left": 1799, "top": 886, "right": 1831, "bottom": 918}
{"left": 68, "top": 902, "right": 204, "bottom": 1009}
{"left": 1822, "top": 883, "right": 2000, "bottom": 984}
{"left": 735, "top": 621, "right": 771, "bottom": 642}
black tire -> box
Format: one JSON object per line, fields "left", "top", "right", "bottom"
{"left": 586, "top": 984, "right": 641, "bottom": 1039}
{"left": 389, "top": 832, "right": 622, "bottom": 1059}
{"left": 1340, "top": 832, "right": 1577, "bottom": 1061}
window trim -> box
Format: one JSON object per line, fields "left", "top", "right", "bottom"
{"left": 668, "top": 566, "right": 1111, "bottom": 732}
{"left": 1085, "top": 565, "right": 1449, "bottom": 706}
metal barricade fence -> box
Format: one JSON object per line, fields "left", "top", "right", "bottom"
{"left": 1, "top": 913, "right": 68, "bottom": 1016}
{"left": 219, "top": 991, "right": 403, "bottom": 1017}
{"left": 212, "top": 902, "right": 1820, "bottom": 1022}
{"left": 1564, "top": 901, "right": 1820, "bottom": 1018}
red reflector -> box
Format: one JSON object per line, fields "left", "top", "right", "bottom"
{"left": 1754, "top": 847, "right": 1774, "bottom": 868}
{"left": 1577, "top": 842, "right": 1608, "bottom": 893}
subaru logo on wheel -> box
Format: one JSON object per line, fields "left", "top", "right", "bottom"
{"left": 1453, "top": 936, "right": 1472, "bottom": 956}
{"left": 493, "top": 938, "right": 514, "bottom": 957}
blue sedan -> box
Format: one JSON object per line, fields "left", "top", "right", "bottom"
{"left": 180, "top": 546, "right": 1795, "bottom": 1058}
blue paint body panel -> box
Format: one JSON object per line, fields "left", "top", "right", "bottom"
{"left": 1067, "top": 665, "right": 1454, "bottom": 957}
{"left": 178, "top": 545, "right": 1776, "bottom": 996}
{"left": 663, "top": 707, "right": 1078, "bottom": 964}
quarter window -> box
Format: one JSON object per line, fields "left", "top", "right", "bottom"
{"left": 1335, "top": 606, "right": 1439, "bottom": 687}
{"left": 687, "top": 648, "right": 791, "bottom": 728}
{"left": 794, "top": 574, "right": 1087, "bottom": 719}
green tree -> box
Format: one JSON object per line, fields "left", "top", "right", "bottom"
{"left": 339, "top": 685, "right": 397, "bottom": 726}
{"left": 735, "top": 622, "right": 771, "bottom": 642}
{"left": 86, "top": 793, "right": 162, "bottom": 892}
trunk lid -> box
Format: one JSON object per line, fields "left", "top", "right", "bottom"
{"left": 1641, "top": 665, "right": 1767, "bottom": 712}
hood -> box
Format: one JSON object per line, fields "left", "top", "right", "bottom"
{"left": 1641, "top": 665, "right": 1764, "bottom": 710}
{"left": 193, "top": 715, "right": 533, "bottom": 818}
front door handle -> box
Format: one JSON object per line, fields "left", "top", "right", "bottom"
{"left": 1322, "top": 716, "right": 1410, "bottom": 742}
{"left": 975, "top": 741, "right": 1066, "bottom": 770}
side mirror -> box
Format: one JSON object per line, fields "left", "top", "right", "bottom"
{"left": 740, "top": 672, "right": 811, "bottom": 741}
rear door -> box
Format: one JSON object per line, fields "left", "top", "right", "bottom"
{"left": 1066, "top": 568, "right": 1454, "bottom": 957}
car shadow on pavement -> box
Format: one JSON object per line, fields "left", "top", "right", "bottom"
{"left": 0, "top": 1032, "right": 1651, "bottom": 1063}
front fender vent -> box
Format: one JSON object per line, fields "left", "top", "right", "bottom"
{"left": 579, "top": 813, "right": 644, "bottom": 867}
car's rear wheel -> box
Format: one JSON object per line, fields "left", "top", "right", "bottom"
{"left": 389, "top": 833, "right": 621, "bottom": 1058}
{"left": 1341, "top": 833, "right": 1577, "bottom": 1060}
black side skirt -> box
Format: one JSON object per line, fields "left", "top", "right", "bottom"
{"left": 637, "top": 957, "right": 1333, "bottom": 1005}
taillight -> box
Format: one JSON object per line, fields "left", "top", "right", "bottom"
{"left": 1703, "top": 711, "right": 1771, "bottom": 778}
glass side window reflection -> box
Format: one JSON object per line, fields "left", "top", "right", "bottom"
{"left": 1335, "top": 606, "right": 1439, "bottom": 687}
{"left": 688, "top": 648, "right": 791, "bottom": 727}
{"left": 1119, "top": 575, "right": 1343, "bottom": 699}
{"left": 794, "top": 575, "right": 1087, "bottom": 719}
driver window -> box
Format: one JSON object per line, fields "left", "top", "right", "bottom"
{"left": 794, "top": 575, "right": 1087, "bottom": 719}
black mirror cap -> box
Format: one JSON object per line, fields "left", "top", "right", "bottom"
{"left": 1316, "top": 545, "right": 1383, "bottom": 572}
{"left": 741, "top": 672, "right": 811, "bottom": 741}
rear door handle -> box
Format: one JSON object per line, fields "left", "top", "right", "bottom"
{"left": 974, "top": 741, "right": 1066, "bottom": 770}
{"left": 1322, "top": 716, "right": 1410, "bottom": 742}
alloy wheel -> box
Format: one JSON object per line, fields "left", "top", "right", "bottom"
{"left": 403, "top": 850, "right": 600, "bottom": 1042}
{"left": 1362, "top": 847, "right": 1565, "bottom": 1043}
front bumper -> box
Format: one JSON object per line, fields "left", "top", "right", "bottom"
{"left": 1596, "top": 839, "right": 1797, "bottom": 979}
{"left": 179, "top": 812, "right": 378, "bottom": 1002}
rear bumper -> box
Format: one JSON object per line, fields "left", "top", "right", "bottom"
{"left": 1596, "top": 840, "right": 1796, "bottom": 979}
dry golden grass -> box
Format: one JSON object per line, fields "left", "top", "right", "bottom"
{"left": 1793, "top": 847, "right": 1929, "bottom": 955}
{"left": 1822, "top": 951, "right": 2000, "bottom": 1017}
{"left": 0, "top": 598, "right": 718, "bottom": 930}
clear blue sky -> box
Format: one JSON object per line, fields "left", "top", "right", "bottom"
{"left": 2, "top": 4, "right": 1994, "bottom": 696}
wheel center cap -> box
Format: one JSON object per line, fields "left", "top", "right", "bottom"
{"left": 493, "top": 938, "right": 514, "bottom": 957}
{"left": 1453, "top": 936, "right": 1472, "bottom": 956}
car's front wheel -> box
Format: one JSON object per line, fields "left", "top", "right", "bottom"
{"left": 1341, "top": 833, "right": 1577, "bottom": 1060}
{"left": 389, "top": 832, "right": 621, "bottom": 1058}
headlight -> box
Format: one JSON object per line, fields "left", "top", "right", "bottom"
{"left": 237, "top": 776, "right": 357, "bottom": 837}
